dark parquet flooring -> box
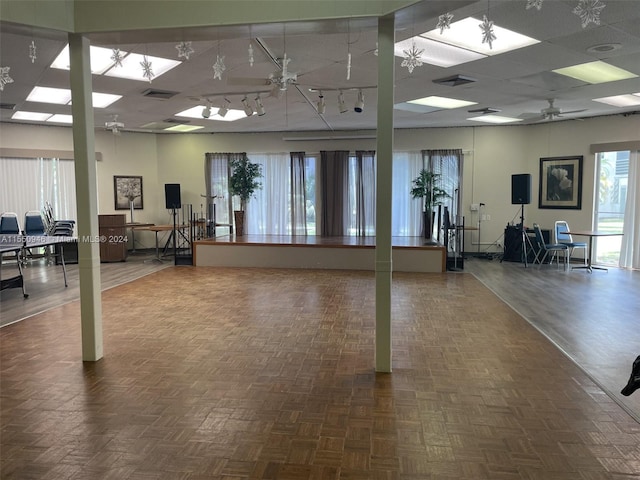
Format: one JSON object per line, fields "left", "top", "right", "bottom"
{"left": 1, "top": 264, "right": 640, "bottom": 479}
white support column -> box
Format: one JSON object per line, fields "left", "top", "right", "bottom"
{"left": 68, "top": 33, "right": 103, "bottom": 362}
{"left": 375, "top": 15, "right": 395, "bottom": 373}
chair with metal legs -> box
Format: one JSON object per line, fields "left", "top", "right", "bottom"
{"left": 532, "top": 223, "right": 568, "bottom": 269}
{"left": 554, "top": 220, "right": 587, "bottom": 266}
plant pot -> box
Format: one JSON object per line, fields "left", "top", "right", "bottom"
{"left": 423, "top": 210, "right": 436, "bottom": 243}
{"left": 234, "top": 210, "right": 245, "bottom": 236}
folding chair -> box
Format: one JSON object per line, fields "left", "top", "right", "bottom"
{"left": 532, "top": 223, "right": 568, "bottom": 269}
{"left": 554, "top": 220, "right": 587, "bottom": 266}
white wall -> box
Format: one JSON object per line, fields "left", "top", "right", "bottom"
{"left": 2, "top": 114, "right": 639, "bottom": 252}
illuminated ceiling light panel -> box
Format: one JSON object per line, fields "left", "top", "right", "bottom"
{"left": 26, "top": 86, "right": 72, "bottom": 104}
{"left": 554, "top": 61, "right": 637, "bottom": 84}
{"left": 51, "top": 45, "right": 119, "bottom": 74}
{"left": 593, "top": 94, "right": 640, "bottom": 107}
{"left": 176, "top": 106, "right": 247, "bottom": 122}
{"left": 103, "top": 53, "right": 181, "bottom": 81}
{"left": 468, "top": 114, "right": 523, "bottom": 124}
{"left": 553, "top": 61, "right": 637, "bottom": 84}
{"left": 394, "top": 36, "right": 485, "bottom": 68}
{"left": 26, "top": 86, "right": 122, "bottom": 108}
{"left": 12, "top": 111, "right": 53, "bottom": 121}
{"left": 164, "top": 124, "right": 204, "bottom": 132}
{"left": 408, "top": 95, "right": 477, "bottom": 109}
{"left": 421, "top": 17, "right": 540, "bottom": 56}
{"left": 46, "top": 114, "right": 73, "bottom": 124}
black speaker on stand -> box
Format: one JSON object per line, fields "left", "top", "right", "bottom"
{"left": 508, "top": 174, "right": 534, "bottom": 267}
{"left": 164, "top": 184, "right": 181, "bottom": 259}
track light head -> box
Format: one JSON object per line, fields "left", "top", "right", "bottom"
{"left": 338, "top": 91, "right": 348, "bottom": 114}
{"left": 317, "top": 91, "right": 325, "bottom": 114}
{"left": 202, "top": 103, "right": 211, "bottom": 118}
{"left": 255, "top": 94, "right": 266, "bottom": 116}
{"left": 242, "top": 96, "right": 253, "bottom": 116}
{"left": 217, "top": 98, "right": 229, "bottom": 118}
{"left": 354, "top": 90, "right": 364, "bottom": 113}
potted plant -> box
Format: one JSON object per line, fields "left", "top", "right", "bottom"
{"left": 229, "top": 155, "right": 262, "bottom": 235}
{"left": 410, "top": 169, "right": 450, "bottom": 242}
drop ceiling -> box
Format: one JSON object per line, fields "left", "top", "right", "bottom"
{"left": 1, "top": 0, "right": 639, "bottom": 135}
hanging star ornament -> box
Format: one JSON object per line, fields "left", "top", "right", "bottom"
{"left": 212, "top": 55, "right": 226, "bottom": 80}
{"left": 479, "top": 15, "right": 497, "bottom": 49}
{"left": 526, "top": 0, "right": 544, "bottom": 10}
{"left": 0, "top": 66, "right": 14, "bottom": 91}
{"left": 573, "top": 0, "right": 606, "bottom": 28}
{"left": 401, "top": 42, "right": 424, "bottom": 74}
{"left": 248, "top": 42, "right": 254, "bottom": 66}
{"left": 111, "top": 48, "right": 124, "bottom": 67}
{"left": 29, "top": 40, "right": 37, "bottom": 63}
{"left": 140, "top": 55, "right": 154, "bottom": 82}
{"left": 176, "top": 41, "right": 194, "bottom": 60}
{"left": 437, "top": 12, "right": 454, "bottom": 34}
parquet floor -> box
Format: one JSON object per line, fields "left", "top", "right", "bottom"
{"left": 2, "top": 266, "right": 640, "bottom": 479}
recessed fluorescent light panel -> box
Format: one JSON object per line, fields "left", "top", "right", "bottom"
{"left": 51, "top": 45, "right": 181, "bottom": 81}
{"left": 26, "top": 86, "right": 121, "bottom": 108}
{"left": 164, "top": 125, "right": 204, "bottom": 132}
{"left": 12, "top": 111, "right": 54, "bottom": 121}
{"left": 468, "top": 115, "right": 523, "bottom": 124}
{"left": 421, "top": 17, "right": 539, "bottom": 56}
{"left": 46, "top": 114, "right": 73, "bottom": 124}
{"left": 553, "top": 61, "right": 637, "bottom": 84}
{"left": 408, "top": 96, "right": 477, "bottom": 109}
{"left": 394, "top": 37, "right": 485, "bottom": 67}
{"left": 176, "top": 106, "right": 247, "bottom": 122}
{"left": 593, "top": 94, "right": 640, "bottom": 107}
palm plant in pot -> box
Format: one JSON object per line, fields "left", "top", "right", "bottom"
{"left": 229, "top": 155, "right": 262, "bottom": 235}
{"left": 410, "top": 169, "right": 450, "bottom": 242}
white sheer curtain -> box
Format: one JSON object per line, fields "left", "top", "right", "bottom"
{"left": 247, "top": 153, "right": 290, "bottom": 235}
{"left": 0, "top": 156, "right": 77, "bottom": 225}
{"left": 619, "top": 150, "right": 640, "bottom": 269}
{"left": 391, "top": 151, "right": 423, "bottom": 236}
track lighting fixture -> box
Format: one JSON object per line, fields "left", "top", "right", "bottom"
{"left": 217, "top": 98, "right": 229, "bottom": 118}
{"left": 242, "top": 96, "right": 253, "bottom": 116}
{"left": 354, "top": 89, "right": 364, "bottom": 113}
{"left": 255, "top": 94, "right": 265, "bottom": 116}
{"left": 201, "top": 100, "right": 212, "bottom": 119}
{"left": 338, "top": 91, "right": 348, "bottom": 114}
{"left": 317, "top": 91, "right": 326, "bottom": 114}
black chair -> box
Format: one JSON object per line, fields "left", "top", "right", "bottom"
{"left": 532, "top": 223, "right": 568, "bottom": 268}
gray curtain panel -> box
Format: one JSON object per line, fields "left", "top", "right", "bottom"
{"left": 290, "top": 151, "right": 308, "bottom": 236}
{"left": 320, "top": 150, "right": 349, "bottom": 236}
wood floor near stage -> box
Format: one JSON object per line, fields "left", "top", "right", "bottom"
{"left": 193, "top": 235, "right": 446, "bottom": 272}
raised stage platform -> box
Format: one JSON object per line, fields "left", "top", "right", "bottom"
{"left": 193, "top": 235, "right": 446, "bottom": 272}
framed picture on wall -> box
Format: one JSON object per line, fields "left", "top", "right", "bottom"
{"left": 538, "top": 156, "right": 583, "bottom": 210}
{"left": 114, "top": 175, "right": 144, "bottom": 210}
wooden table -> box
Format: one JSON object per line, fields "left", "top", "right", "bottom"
{"left": 566, "top": 230, "right": 623, "bottom": 273}
{"left": 132, "top": 224, "right": 188, "bottom": 262}
{"left": 125, "top": 222, "right": 154, "bottom": 253}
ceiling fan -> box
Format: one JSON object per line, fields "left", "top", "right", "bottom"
{"left": 522, "top": 99, "right": 587, "bottom": 122}
{"left": 228, "top": 53, "right": 298, "bottom": 97}
{"left": 104, "top": 115, "right": 124, "bottom": 135}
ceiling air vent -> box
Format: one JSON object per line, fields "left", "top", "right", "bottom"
{"left": 163, "top": 118, "right": 189, "bottom": 124}
{"left": 0, "top": 103, "right": 16, "bottom": 110}
{"left": 433, "top": 75, "right": 476, "bottom": 87}
{"left": 141, "top": 88, "right": 178, "bottom": 99}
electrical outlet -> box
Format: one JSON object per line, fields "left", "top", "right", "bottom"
{"left": 470, "top": 203, "right": 479, "bottom": 211}
{"left": 486, "top": 214, "right": 491, "bottom": 221}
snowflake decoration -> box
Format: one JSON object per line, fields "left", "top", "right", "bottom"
{"left": 573, "top": 0, "right": 606, "bottom": 28}
{"left": 29, "top": 40, "right": 37, "bottom": 63}
{"left": 212, "top": 55, "right": 225, "bottom": 80}
{"left": 479, "top": 15, "right": 497, "bottom": 49}
{"left": 526, "top": 0, "right": 544, "bottom": 10}
{"left": 347, "top": 52, "right": 352, "bottom": 80}
{"left": 437, "top": 12, "right": 454, "bottom": 34}
{"left": 140, "top": 55, "right": 154, "bottom": 82}
{"left": 248, "top": 42, "right": 254, "bottom": 66}
{"left": 401, "top": 42, "right": 424, "bottom": 74}
{"left": 0, "top": 66, "right": 14, "bottom": 91}
{"left": 176, "top": 41, "right": 194, "bottom": 60}
{"left": 111, "top": 48, "right": 124, "bottom": 67}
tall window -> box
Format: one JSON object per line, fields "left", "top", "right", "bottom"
{"left": 595, "top": 151, "right": 627, "bottom": 265}
{"left": 0, "top": 156, "right": 77, "bottom": 226}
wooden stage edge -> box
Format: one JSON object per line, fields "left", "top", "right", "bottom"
{"left": 193, "top": 235, "right": 446, "bottom": 273}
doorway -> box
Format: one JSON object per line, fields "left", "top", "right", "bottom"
{"left": 594, "top": 150, "right": 628, "bottom": 264}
